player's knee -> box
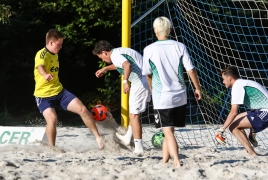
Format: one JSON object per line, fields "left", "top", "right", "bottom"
{"left": 129, "top": 113, "right": 140, "bottom": 121}
{"left": 46, "top": 117, "right": 57, "bottom": 126}
{"left": 228, "top": 124, "right": 236, "bottom": 133}
{"left": 79, "top": 105, "right": 89, "bottom": 116}
{"left": 43, "top": 110, "right": 57, "bottom": 125}
{"left": 163, "top": 129, "right": 174, "bottom": 137}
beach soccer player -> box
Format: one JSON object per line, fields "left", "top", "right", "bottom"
{"left": 142, "top": 16, "right": 202, "bottom": 167}
{"left": 93, "top": 40, "right": 151, "bottom": 154}
{"left": 33, "top": 29, "right": 104, "bottom": 149}
{"left": 216, "top": 66, "right": 268, "bottom": 156}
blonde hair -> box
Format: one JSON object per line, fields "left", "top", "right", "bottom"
{"left": 153, "top": 16, "right": 172, "bottom": 37}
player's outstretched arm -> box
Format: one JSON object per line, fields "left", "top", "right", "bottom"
{"left": 215, "top": 104, "right": 238, "bottom": 144}
{"left": 95, "top": 64, "right": 116, "bottom": 78}
{"left": 222, "top": 104, "right": 239, "bottom": 129}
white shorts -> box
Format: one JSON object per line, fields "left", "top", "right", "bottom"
{"left": 129, "top": 86, "right": 151, "bottom": 114}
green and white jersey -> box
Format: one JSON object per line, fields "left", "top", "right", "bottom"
{"left": 232, "top": 79, "right": 268, "bottom": 111}
{"left": 142, "top": 40, "right": 194, "bottom": 109}
{"left": 110, "top": 47, "right": 148, "bottom": 89}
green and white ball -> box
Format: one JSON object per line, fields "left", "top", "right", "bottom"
{"left": 151, "top": 131, "right": 165, "bottom": 149}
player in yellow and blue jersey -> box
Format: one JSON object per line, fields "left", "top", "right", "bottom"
{"left": 34, "top": 29, "right": 104, "bottom": 150}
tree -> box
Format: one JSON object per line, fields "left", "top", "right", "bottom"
{"left": 0, "top": 4, "right": 12, "bottom": 24}
{"left": 0, "top": 0, "right": 122, "bottom": 116}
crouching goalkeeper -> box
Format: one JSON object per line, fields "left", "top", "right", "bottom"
{"left": 216, "top": 66, "right": 268, "bottom": 156}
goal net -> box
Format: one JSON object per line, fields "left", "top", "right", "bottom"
{"left": 131, "top": 0, "right": 268, "bottom": 150}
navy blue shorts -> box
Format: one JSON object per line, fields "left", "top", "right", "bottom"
{"left": 247, "top": 110, "right": 268, "bottom": 133}
{"left": 154, "top": 105, "right": 187, "bottom": 128}
{"left": 35, "top": 89, "right": 77, "bottom": 113}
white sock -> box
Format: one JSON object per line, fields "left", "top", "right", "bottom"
{"left": 125, "top": 126, "right": 133, "bottom": 139}
{"left": 116, "top": 126, "right": 132, "bottom": 146}
{"left": 133, "top": 139, "right": 143, "bottom": 154}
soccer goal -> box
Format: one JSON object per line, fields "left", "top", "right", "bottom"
{"left": 130, "top": 0, "right": 268, "bottom": 150}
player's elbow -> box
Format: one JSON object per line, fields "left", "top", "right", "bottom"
{"left": 126, "top": 63, "right": 131, "bottom": 70}
{"left": 187, "top": 68, "right": 195, "bottom": 74}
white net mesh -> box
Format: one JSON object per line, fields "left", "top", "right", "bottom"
{"left": 131, "top": 0, "right": 268, "bottom": 150}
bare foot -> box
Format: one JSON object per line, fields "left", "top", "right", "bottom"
{"left": 174, "top": 160, "right": 181, "bottom": 168}
{"left": 175, "top": 164, "right": 182, "bottom": 168}
{"left": 162, "top": 155, "right": 171, "bottom": 163}
{"left": 248, "top": 153, "right": 259, "bottom": 160}
{"left": 249, "top": 152, "right": 257, "bottom": 156}
{"left": 96, "top": 136, "right": 104, "bottom": 150}
{"left": 175, "top": 163, "right": 182, "bottom": 168}
{"left": 248, "top": 149, "right": 257, "bottom": 156}
{"left": 163, "top": 159, "right": 169, "bottom": 163}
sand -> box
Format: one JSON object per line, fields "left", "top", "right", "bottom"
{"left": 0, "top": 113, "right": 268, "bottom": 180}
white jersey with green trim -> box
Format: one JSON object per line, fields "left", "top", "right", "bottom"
{"left": 231, "top": 79, "right": 268, "bottom": 111}
{"left": 142, "top": 40, "right": 194, "bottom": 109}
{"left": 110, "top": 47, "right": 148, "bottom": 89}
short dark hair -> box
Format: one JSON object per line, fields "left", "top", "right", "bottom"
{"left": 46, "top": 29, "right": 65, "bottom": 44}
{"left": 92, "top": 40, "right": 114, "bottom": 55}
{"left": 220, "top": 66, "right": 240, "bottom": 79}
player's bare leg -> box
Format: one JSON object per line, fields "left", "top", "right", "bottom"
{"left": 162, "top": 139, "right": 170, "bottom": 163}
{"left": 239, "top": 129, "right": 250, "bottom": 153}
{"left": 130, "top": 113, "right": 143, "bottom": 153}
{"left": 67, "top": 98, "right": 104, "bottom": 150}
{"left": 162, "top": 127, "right": 181, "bottom": 167}
{"left": 248, "top": 128, "right": 258, "bottom": 147}
{"left": 229, "top": 112, "right": 256, "bottom": 156}
{"left": 130, "top": 113, "right": 142, "bottom": 139}
{"left": 43, "top": 108, "right": 58, "bottom": 147}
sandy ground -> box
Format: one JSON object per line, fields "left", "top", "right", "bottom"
{"left": 0, "top": 113, "right": 268, "bottom": 180}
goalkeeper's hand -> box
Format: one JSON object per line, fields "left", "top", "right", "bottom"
{"left": 215, "top": 127, "right": 226, "bottom": 145}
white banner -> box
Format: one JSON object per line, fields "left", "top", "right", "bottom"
{"left": 0, "top": 126, "right": 47, "bottom": 146}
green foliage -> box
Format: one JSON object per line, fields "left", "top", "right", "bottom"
{"left": 0, "top": 0, "right": 122, "bottom": 118}
{"left": 0, "top": 4, "right": 12, "bottom": 24}
{"left": 81, "top": 61, "right": 121, "bottom": 112}
{"left": 96, "top": 74, "right": 121, "bottom": 111}
{"left": 39, "top": 0, "right": 121, "bottom": 58}
{"left": 0, "top": 105, "right": 12, "bottom": 125}
{"left": 202, "top": 87, "right": 227, "bottom": 108}
{"left": 97, "top": 61, "right": 121, "bottom": 104}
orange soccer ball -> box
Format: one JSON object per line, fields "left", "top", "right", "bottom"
{"left": 91, "top": 104, "right": 108, "bottom": 121}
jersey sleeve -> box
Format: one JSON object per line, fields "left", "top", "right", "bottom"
{"left": 182, "top": 45, "right": 194, "bottom": 71}
{"left": 142, "top": 47, "right": 152, "bottom": 75}
{"left": 35, "top": 51, "right": 45, "bottom": 69}
{"left": 111, "top": 53, "right": 128, "bottom": 68}
{"left": 231, "top": 86, "right": 245, "bottom": 105}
